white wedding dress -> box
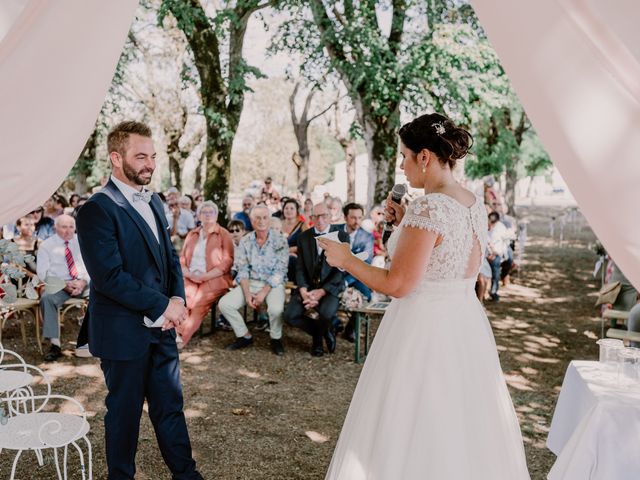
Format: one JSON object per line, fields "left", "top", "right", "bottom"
{"left": 326, "top": 193, "right": 530, "bottom": 480}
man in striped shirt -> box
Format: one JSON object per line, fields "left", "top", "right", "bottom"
{"left": 37, "top": 214, "right": 90, "bottom": 361}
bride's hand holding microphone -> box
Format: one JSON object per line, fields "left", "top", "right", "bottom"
{"left": 385, "top": 192, "right": 405, "bottom": 226}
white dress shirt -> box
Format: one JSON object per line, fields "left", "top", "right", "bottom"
{"left": 190, "top": 233, "right": 207, "bottom": 273}
{"left": 314, "top": 226, "right": 331, "bottom": 255}
{"left": 37, "top": 234, "right": 90, "bottom": 283}
{"left": 110, "top": 175, "right": 172, "bottom": 328}
{"left": 110, "top": 175, "right": 159, "bottom": 242}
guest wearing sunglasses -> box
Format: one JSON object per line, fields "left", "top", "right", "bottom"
{"left": 178, "top": 201, "right": 234, "bottom": 346}
{"left": 227, "top": 220, "right": 247, "bottom": 248}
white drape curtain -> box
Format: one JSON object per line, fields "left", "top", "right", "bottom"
{"left": 0, "top": 0, "right": 137, "bottom": 224}
{"left": 471, "top": 0, "right": 640, "bottom": 289}
{"left": 1, "top": 1, "right": 639, "bottom": 288}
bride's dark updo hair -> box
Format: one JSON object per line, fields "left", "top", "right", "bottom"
{"left": 398, "top": 113, "right": 473, "bottom": 169}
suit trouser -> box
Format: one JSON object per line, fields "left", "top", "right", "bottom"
{"left": 100, "top": 330, "right": 198, "bottom": 480}
{"left": 218, "top": 280, "right": 285, "bottom": 339}
{"left": 284, "top": 292, "right": 340, "bottom": 340}
{"left": 40, "top": 289, "right": 87, "bottom": 339}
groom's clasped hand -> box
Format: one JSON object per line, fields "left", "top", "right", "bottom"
{"left": 162, "top": 296, "right": 188, "bottom": 331}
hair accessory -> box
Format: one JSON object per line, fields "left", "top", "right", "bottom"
{"left": 432, "top": 122, "right": 446, "bottom": 135}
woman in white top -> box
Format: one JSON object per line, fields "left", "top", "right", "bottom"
{"left": 179, "top": 201, "right": 234, "bottom": 345}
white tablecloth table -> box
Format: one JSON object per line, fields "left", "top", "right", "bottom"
{"left": 547, "top": 360, "right": 640, "bottom": 480}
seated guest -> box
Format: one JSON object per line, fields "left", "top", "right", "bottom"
{"left": 284, "top": 202, "right": 348, "bottom": 356}
{"left": 43, "top": 194, "right": 65, "bottom": 219}
{"left": 372, "top": 220, "right": 387, "bottom": 268}
{"left": 260, "top": 176, "right": 281, "bottom": 214}
{"left": 218, "top": 205, "right": 288, "bottom": 355}
{"left": 163, "top": 186, "right": 180, "bottom": 214}
{"left": 12, "top": 216, "right": 41, "bottom": 274}
{"left": 30, "top": 206, "right": 55, "bottom": 241}
{"left": 37, "top": 214, "right": 90, "bottom": 361}
{"left": 233, "top": 196, "right": 254, "bottom": 232}
{"left": 166, "top": 197, "right": 196, "bottom": 249}
{"left": 178, "top": 201, "right": 234, "bottom": 346}
{"left": 227, "top": 220, "right": 247, "bottom": 248}
{"left": 179, "top": 195, "right": 196, "bottom": 221}
{"left": 69, "top": 194, "right": 81, "bottom": 209}
{"left": 270, "top": 216, "right": 283, "bottom": 233}
{"left": 193, "top": 193, "right": 204, "bottom": 212}
{"left": 487, "top": 211, "right": 509, "bottom": 301}
{"left": 302, "top": 198, "right": 314, "bottom": 226}
{"left": 627, "top": 302, "right": 640, "bottom": 348}
{"left": 340, "top": 203, "right": 374, "bottom": 301}
{"left": 281, "top": 198, "right": 308, "bottom": 282}
{"left": 328, "top": 196, "right": 344, "bottom": 225}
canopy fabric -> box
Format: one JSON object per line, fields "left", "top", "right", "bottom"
{"left": 1, "top": 0, "right": 639, "bottom": 290}
{"left": 472, "top": 0, "right": 640, "bottom": 288}
{"left": 0, "top": 0, "right": 137, "bottom": 224}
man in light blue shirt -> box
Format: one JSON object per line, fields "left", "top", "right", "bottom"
{"left": 218, "top": 205, "right": 288, "bottom": 355}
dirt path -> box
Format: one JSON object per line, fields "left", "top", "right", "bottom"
{"left": 0, "top": 205, "right": 601, "bottom": 479}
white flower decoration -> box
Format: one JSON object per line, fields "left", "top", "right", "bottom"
{"left": 432, "top": 122, "right": 446, "bottom": 135}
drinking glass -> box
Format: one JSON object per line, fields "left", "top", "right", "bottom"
{"left": 596, "top": 338, "right": 623, "bottom": 371}
{"left": 617, "top": 347, "right": 640, "bottom": 386}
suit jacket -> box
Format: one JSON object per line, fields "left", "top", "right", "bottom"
{"left": 295, "top": 226, "right": 349, "bottom": 297}
{"left": 335, "top": 224, "right": 374, "bottom": 264}
{"left": 76, "top": 180, "right": 185, "bottom": 361}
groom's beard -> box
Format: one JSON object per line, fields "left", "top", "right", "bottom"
{"left": 123, "top": 160, "right": 154, "bottom": 186}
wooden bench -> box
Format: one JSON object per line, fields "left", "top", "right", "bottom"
{"left": 601, "top": 309, "right": 630, "bottom": 337}
{"left": 349, "top": 302, "right": 390, "bottom": 364}
{"left": 605, "top": 328, "right": 640, "bottom": 344}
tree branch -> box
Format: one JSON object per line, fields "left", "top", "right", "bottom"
{"left": 389, "top": 0, "right": 407, "bottom": 56}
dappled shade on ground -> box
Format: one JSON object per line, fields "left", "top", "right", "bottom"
{"left": 0, "top": 206, "right": 600, "bottom": 479}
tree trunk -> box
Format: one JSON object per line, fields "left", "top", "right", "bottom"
{"left": 74, "top": 127, "right": 98, "bottom": 194}
{"left": 294, "top": 125, "right": 311, "bottom": 194}
{"left": 504, "top": 155, "right": 518, "bottom": 216}
{"left": 344, "top": 139, "right": 357, "bottom": 202}
{"left": 361, "top": 113, "right": 401, "bottom": 210}
{"left": 167, "top": 133, "right": 182, "bottom": 191}
{"left": 202, "top": 123, "right": 233, "bottom": 225}
{"left": 74, "top": 171, "right": 88, "bottom": 195}
{"left": 167, "top": 0, "right": 263, "bottom": 225}
{"left": 194, "top": 151, "right": 205, "bottom": 191}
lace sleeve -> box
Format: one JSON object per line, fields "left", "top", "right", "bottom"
{"left": 401, "top": 196, "right": 445, "bottom": 236}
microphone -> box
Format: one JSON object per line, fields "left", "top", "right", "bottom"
{"left": 382, "top": 183, "right": 407, "bottom": 244}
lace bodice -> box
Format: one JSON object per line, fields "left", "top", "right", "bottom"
{"left": 387, "top": 193, "right": 488, "bottom": 281}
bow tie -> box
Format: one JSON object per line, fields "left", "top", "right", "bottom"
{"left": 133, "top": 191, "right": 153, "bottom": 203}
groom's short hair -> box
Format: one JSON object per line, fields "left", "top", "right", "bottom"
{"left": 107, "top": 121, "right": 152, "bottom": 157}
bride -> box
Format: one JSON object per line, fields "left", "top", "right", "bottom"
{"left": 319, "top": 113, "right": 530, "bottom": 479}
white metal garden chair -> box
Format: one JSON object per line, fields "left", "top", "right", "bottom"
{"left": 0, "top": 392, "right": 92, "bottom": 480}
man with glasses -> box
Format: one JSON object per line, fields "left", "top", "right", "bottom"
{"left": 167, "top": 197, "right": 195, "bottom": 250}
{"left": 218, "top": 205, "right": 289, "bottom": 355}
{"left": 284, "top": 203, "right": 348, "bottom": 356}
{"left": 232, "top": 195, "right": 254, "bottom": 231}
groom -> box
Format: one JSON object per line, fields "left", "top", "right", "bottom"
{"left": 76, "top": 121, "right": 202, "bottom": 480}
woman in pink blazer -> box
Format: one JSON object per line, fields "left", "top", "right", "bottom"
{"left": 179, "top": 201, "right": 234, "bottom": 345}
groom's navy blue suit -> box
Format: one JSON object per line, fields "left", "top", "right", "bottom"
{"left": 77, "top": 179, "right": 200, "bottom": 480}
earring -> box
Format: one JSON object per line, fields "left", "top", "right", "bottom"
{"left": 422, "top": 165, "right": 426, "bottom": 173}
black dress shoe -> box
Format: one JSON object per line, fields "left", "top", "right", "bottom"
{"left": 343, "top": 330, "right": 355, "bottom": 343}
{"left": 44, "top": 344, "right": 62, "bottom": 362}
{"left": 270, "top": 338, "right": 285, "bottom": 356}
{"left": 323, "top": 329, "right": 336, "bottom": 354}
{"left": 225, "top": 336, "right": 253, "bottom": 350}
{"left": 311, "top": 344, "right": 324, "bottom": 357}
